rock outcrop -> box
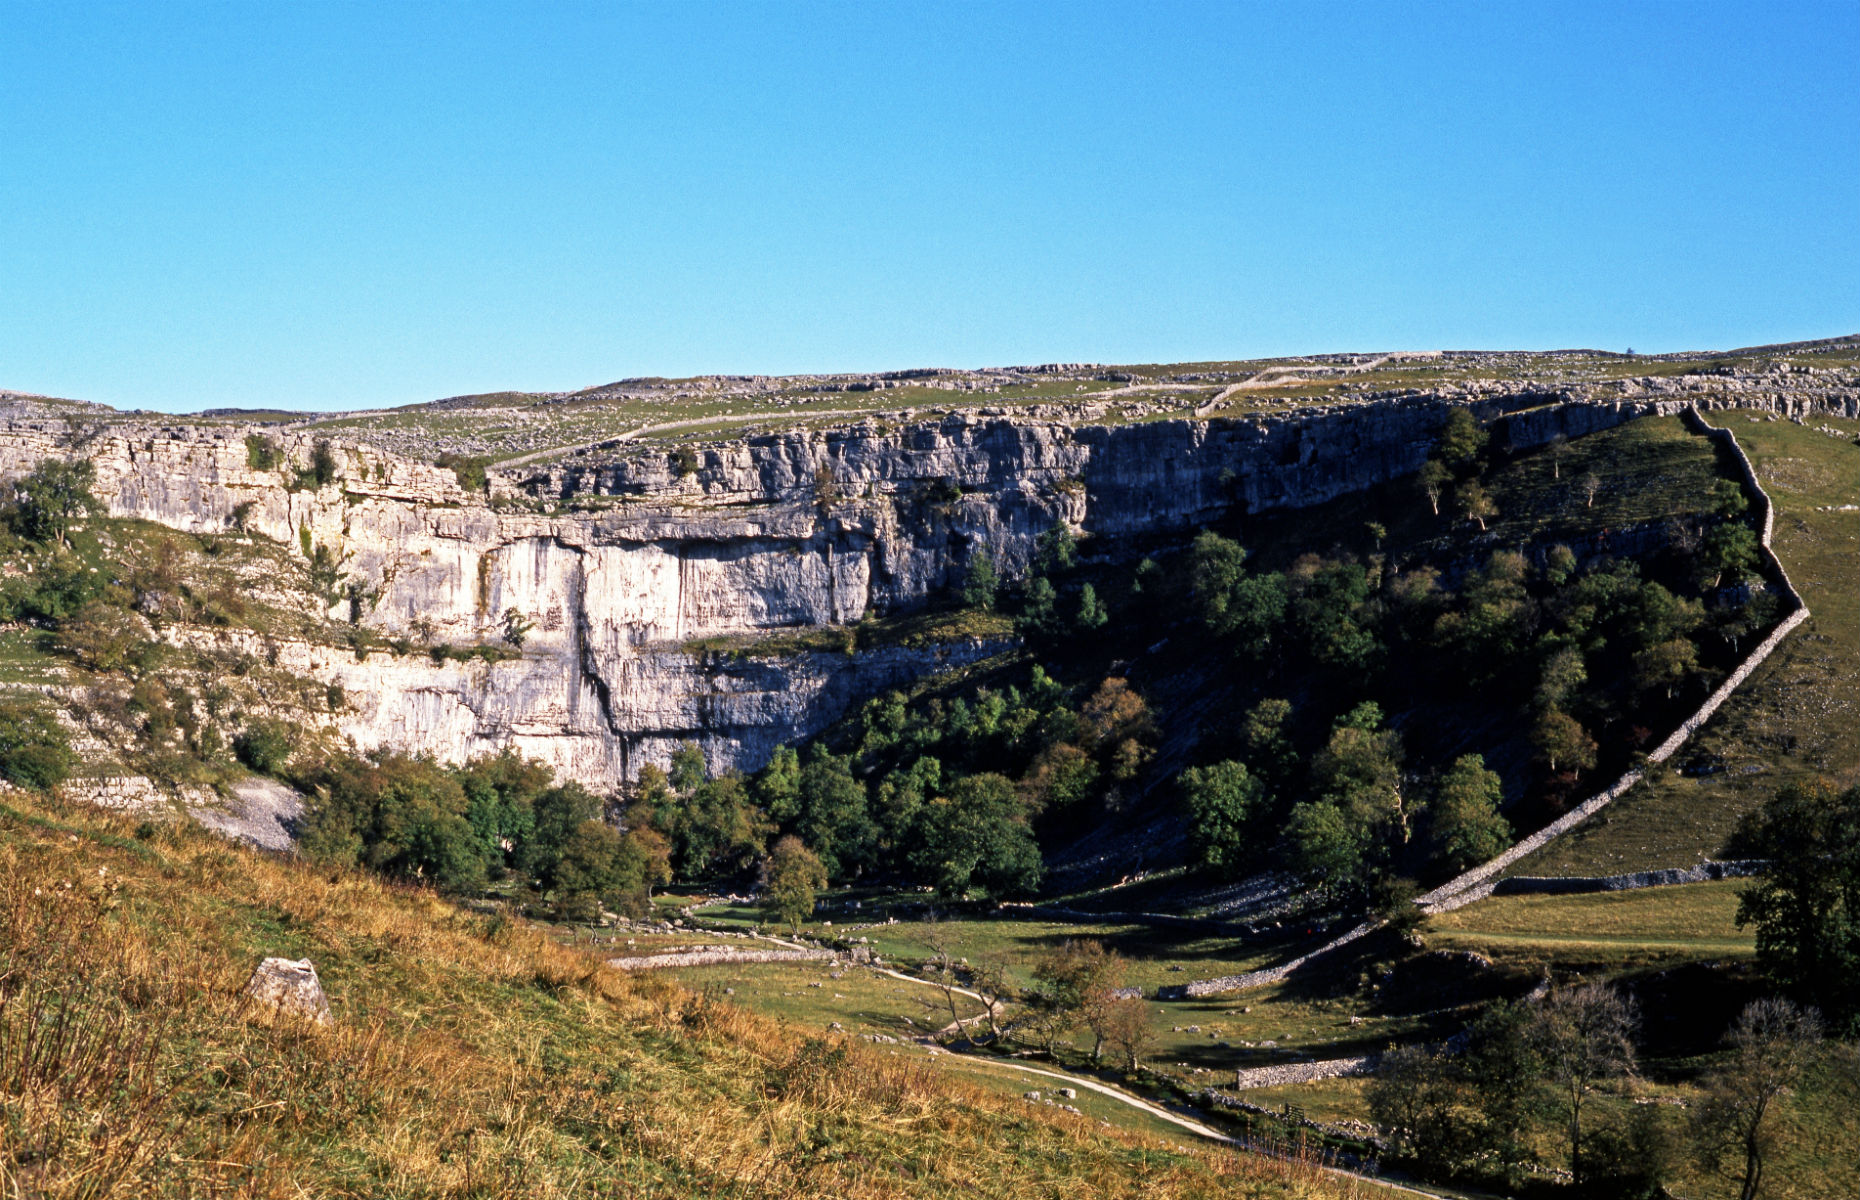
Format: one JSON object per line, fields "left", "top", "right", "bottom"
{"left": 2, "top": 370, "right": 1849, "bottom": 790}
{"left": 241, "top": 957, "right": 333, "bottom": 1026}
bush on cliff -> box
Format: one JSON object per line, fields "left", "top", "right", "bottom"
{"left": 0, "top": 699, "right": 75, "bottom": 791}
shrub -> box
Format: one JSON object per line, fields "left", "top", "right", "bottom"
{"left": 234, "top": 719, "right": 295, "bottom": 775}
{"left": 0, "top": 700, "right": 75, "bottom": 790}
{"left": 244, "top": 433, "right": 282, "bottom": 471}
{"left": 436, "top": 453, "right": 490, "bottom": 493}
{"left": 7, "top": 458, "right": 103, "bottom": 547}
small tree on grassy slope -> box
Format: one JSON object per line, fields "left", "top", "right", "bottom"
{"left": 1692, "top": 998, "right": 1824, "bottom": 1200}
{"left": 763, "top": 835, "right": 827, "bottom": 934}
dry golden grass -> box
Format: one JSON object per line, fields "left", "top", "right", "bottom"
{"left": 0, "top": 789, "right": 1371, "bottom": 1200}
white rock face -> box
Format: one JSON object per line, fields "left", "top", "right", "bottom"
{"left": 6, "top": 385, "right": 1832, "bottom": 788}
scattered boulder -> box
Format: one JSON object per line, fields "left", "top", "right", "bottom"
{"left": 242, "top": 957, "right": 332, "bottom": 1026}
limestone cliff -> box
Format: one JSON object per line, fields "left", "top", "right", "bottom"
{"left": 0, "top": 380, "right": 1837, "bottom": 789}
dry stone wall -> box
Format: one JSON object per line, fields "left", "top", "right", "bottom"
{"left": 1493, "top": 859, "right": 1764, "bottom": 896}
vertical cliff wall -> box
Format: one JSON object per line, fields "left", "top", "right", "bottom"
{"left": 0, "top": 393, "right": 1688, "bottom": 786}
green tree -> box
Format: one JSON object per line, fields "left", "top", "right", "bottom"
{"left": 1532, "top": 708, "right": 1598, "bottom": 775}
{"left": 676, "top": 772, "right": 772, "bottom": 881}
{"left": 752, "top": 744, "right": 803, "bottom": 821}
{"left": 244, "top": 433, "right": 282, "bottom": 471}
{"left": 9, "top": 458, "right": 104, "bottom": 548}
{"left": 762, "top": 835, "right": 828, "bottom": 933}
{"left": 1634, "top": 636, "right": 1699, "bottom": 700}
{"left": 1288, "top": 559, "right": 1379, "bottom": 671}
{"left": 1736, "top": 782, "right": 1860, "bottom": 1029}
{"left": 1545, "top": 542, "right": 1579, "bottom": 587}
{"left": 1018, "top": 575, "right": 1058, "bottom": 635}
{"left": 306, "top": 542, "right": 349, "bottom": 609}
{"left": 1180, "top": 760, "right": 1264, "bottom": 870}
{"left": 1239, "top": 697, "right": 1297, "bottom": 790}
{"left": 1189, "top": 532, "right": 1287, "bottom": 654}
{"left": 1020, "top": 742, "right": 1097, "bottom": 816}
{"left": 54, "top": 600, "right": 145, "bottom": 673}
{"left": 872, "top": 754, "right": 941, "bottom": 846}
{"left": 501, "top": 606, "right": 536, "bottom": 648}
{"left": 1429, "top": 754, "right": 1511, "bottom": 874}
{"left": 1456, "top": 479, "right": 1497, "bottom": 531}
{"left": 308, "top": 439, "right": 339, "bottom": 488}
{"left": 1437, "top": 408, "right": 1488, "bottom": 469}
{"left": 1030, "top": 940, "right": 1125, "bottom": 1063}
{"left": 961, "top": 548, "right": 998, "bottom": 610}
{"left": 1458, "top": 999, "right": 1550, "bottom": 1176}
{"left": 456, "top": 750, "right": 552, "bottom": 872}
{"left": 1312, "top": 703, "right": 1407, "bottom": 841}
{"left": 1285, "top": 799, "right": 1374, "bottom": 896}
{"left": 436, "top": 453, "right": 490, "bottom": 493}
{"left": 1535, "top": 644, "right": 1588, "bottom": 711}
{"left": 1418, "top": 459, "right": 1451, "bottom": 516}
{"left": 1366, "top": 1044, "right": 1462, "bottom": 1174}
{"left": 1099, "top": 997, "right": 1155, "bottom": 1072}
{"left": 1701, "top": 522, "right": 1760, "bottom": 589}
{"left": 1074, "top": 583, "right": 1108, "bottom": 632}
{"left": 298, "top": 752, "right": 489, "bottom": 894}
{"left": 789, "top": 748, "right": 876, "bottom": 881}
{"left": 0, "top": 700, "right": 74, "bottom": 791}
{"left": 669, "top": 741, "right": 709, "bottom": 795}
{"left": 1531, "top": 982, "right": 1639, "bottom": 1188}
{"left": 234, "top": 718, "right": 295, "bottom": 775}
{"left": 552, "top": 819, "right": 627, "bottom": 920}
{"left": 908, "top": 772, "right": 1041, "bottom": 899}
{"left": 1035, "top": 524, "right": 1076, "bottom": 573}
{"left": 519, "top": 780, "right": 603, "bottom": 887}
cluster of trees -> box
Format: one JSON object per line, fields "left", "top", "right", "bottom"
{"left": 1370, "top": 985, "right": 1836, "bottom": 1200}
{"left": 1181, "top": 697, "right": 1510, "bottom": 899}
{"left": 1187, "top": 531, "right": 1747, "bottom": 760}
{"left": 1018, "top": 939, "right": 1153, "bottom": 1070}
{"left": 1171, "top": 516, "right": 1768, "bottom": 893}
{"left": 282, "top": 659, "right": 1160, "bottom": 915}
{"left": 0, "top": 699, "right": 74, "bottom": 791}
{"left": 292, "top": 745, "right": 671, "bottom": 918}
{"left": 0, "top": 459, "right": 108, "bottom": 626}
{"left": 614, "top": 666, "right": 1153, "bottom": 902}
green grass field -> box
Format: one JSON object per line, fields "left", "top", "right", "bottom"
{"left": 1427, "top": 880, "right": 1754, "bottom": 965}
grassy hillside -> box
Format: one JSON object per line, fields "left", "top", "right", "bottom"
{"left": 0, "top": 784, "right": 1384, "bottom": 1200}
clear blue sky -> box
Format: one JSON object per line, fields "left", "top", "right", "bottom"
{"left": 2, "top": 2, "right": 1855, "bottom": 412}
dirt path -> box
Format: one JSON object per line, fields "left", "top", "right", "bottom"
{"left": 493, "top": 407, "right": 882, "bottom": 469}
{"left": 1227, "top": 351, "right": 1442, "bottom": 393}
{"left": 686, "top": 924, "right": 1443, "bottom": 1196}
{"left": 943, "top": 1056, "right": 1447, "bottom": 1199}
{"left": 950, "top": 1055, "right": 1236, "bottom": 1141}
